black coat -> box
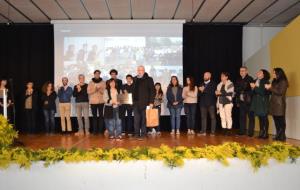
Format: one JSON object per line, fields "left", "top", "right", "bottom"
{"left": 41, "top": 91, "right": 57, "bottom": 112}
{"left": 235, "top": 74, "right": 254, "bottom": 105}
{"left": 73, "top": 83, "right": 89, "bottom": 103}
{"left": 132, "top": 73, "right": 155, "bottom": 109}
{"left": 198, "top": 81, "right": 217, "bottom": 107}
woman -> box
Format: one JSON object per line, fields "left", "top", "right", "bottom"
{"left": 151, "top": 82, "right": 164, "bottom": 135}
{"left": 41, "top": 82, "right": 57, "bottom": 134}
{"left": 103, "top": 79, "right": 124, "bottom": 140}
{"left": 250, "top": 69, "right": 270, "bottom": 139}
{"left": 166, "top": 76, "right": 183, "bottom": 135}
{"left": 265, "top": 68, "right": 288, "bottom": 141}
{"left": 182, "top": 77, "right": 198, "bottom": 135}
{"left": 216, "top": 72, "right": 234, "bottom": 135}
{"left": 24, "top": 82, "right": 38, "bottom": 134}
{"left": 0, "top": 79, "right": 13, "bottom": 123}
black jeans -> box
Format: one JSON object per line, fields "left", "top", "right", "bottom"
{"left": 133, "top": 105, "right": 146, "bottom": 137}
{"left": 258, "top": 115, "right": 269, "bottom": 136}
{"left": 273, "top": 115, "right": 286, "bottom": 139}
{"left": 239, "top": 103, "right": 255, "bottom": 135}
{"left": 91, "top": 104, "right": 104, "bottom": 134}
{"left": 184, "top": 103, "right": 197, "bottom": 130}
{"left": 200, "top": 106, "right": 216, "bottom": 133}
{"left": 25, "top": 109, "right": 36, "bottom": 134}
{"left": 122, "top": 104, "right": 133, "bottom": 134}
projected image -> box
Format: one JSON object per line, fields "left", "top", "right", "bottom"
{"left": 56, "top": 36, "right": 182, "bottom": 115}
{"left": 62, "top": 36, "right": 182, "bottom": 91}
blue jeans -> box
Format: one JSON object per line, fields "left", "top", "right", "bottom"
{"left": 105, "top": 108, "right": 122, "bottom": 137}
{"left": 184, "top": 103, "right": 197, "bottom": 130}
{"left": 169, "top": 107, "right": 182, "bottom": 130}
{"left": 43, "top": 109, "right": 55, "bottom": 133}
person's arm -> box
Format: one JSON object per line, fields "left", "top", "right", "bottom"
{"left": 182, "top": 87, "right": 187, "bottom": 99}
{"left": 148, "top": 77, "right": 155, "bottom": 105}
{"left": 73, "top": 86, "right": 78, "bottom": 97}
{"left": 103, "top": 90, "right": 112, "bottom": 105}
{"left": 87, "top": 82, "right": 96, "bottom": 95}
{"left": 269, "top": 81, "right": 288, "bottom": 96}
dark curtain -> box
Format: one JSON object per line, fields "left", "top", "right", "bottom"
{"left": 0, "top": 23, "right": 243, "bottom": 132}
{"left": 0, "top": 24, "right": 54, "bottom": 131}
{"left": 183, "top": 23, "right": 243, "bottom": 129}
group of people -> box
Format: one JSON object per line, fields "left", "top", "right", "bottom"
{"left": 0, "top": 65, "right": 289, "bottom": 141}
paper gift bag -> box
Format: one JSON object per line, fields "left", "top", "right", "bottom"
{"left": 146, "top": 108, "right": 159, "bottom": 127}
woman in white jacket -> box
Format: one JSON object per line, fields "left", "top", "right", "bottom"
{"left": 216, "top": 72, "right": 234, "bottom": 135}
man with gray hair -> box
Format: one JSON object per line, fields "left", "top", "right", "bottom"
{"left": 73, "top": 74, "right": 90, "bottom": 136}
{"left": 132, "top": 65, "right": 155, "bottom": 139}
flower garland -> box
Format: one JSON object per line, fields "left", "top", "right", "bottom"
{"left": 0, "top": 142, "right": 300, "bottom": 170}
{"left": 1, "top": 115, "right": 300, "bottom": 170}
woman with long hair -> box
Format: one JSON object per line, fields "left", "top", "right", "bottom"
{"left": 265, "top": 68, "right": 288, "bottom": 141}
{"left": 250, "top": 69, "right": 270, "bottom": 139}
{"left": 150, "top": 82, "right": 164, "bottom": 135}
{"left": 166, "top": 76, "right": 183, "bottom": 135}
{"left": 41, "top": 81, "right": 57, "bottom": 134}
{"left": 182, "top": 77, "right": 198, "bottom": 135}
{"left": 103, "top": 78, "right": 124, "bottom": 140}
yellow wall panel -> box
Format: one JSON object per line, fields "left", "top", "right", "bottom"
{"left": 270, "top": 16, "right": 300, "bottom": 97}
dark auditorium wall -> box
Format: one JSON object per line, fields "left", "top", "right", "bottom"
{"left": 183, "top": 23, "right": 243, "bottom": 129}
{"left": 0, "top": 23, "right": 242, "bottom": 132}
{"left": 0, "top": 24, "right": 54, "bottom": 131}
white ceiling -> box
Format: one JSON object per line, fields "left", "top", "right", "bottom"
{"left": 0, "top": 0, "right": 299, "bottom": 25}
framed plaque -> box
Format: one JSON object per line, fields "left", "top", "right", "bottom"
{"left": 117, "top": 93, "right": 133, "bottom": 105}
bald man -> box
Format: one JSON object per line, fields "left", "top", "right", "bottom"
{"left": 132, "top": 65, "right": 155, "bottom": 139}
{"left": 198, "top": 72, "right": 217, "bottom": 136}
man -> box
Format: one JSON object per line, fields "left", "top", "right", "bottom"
{"left": 122, "top": 74, "right": 134, "bottom": 136}
{"left": 57, "top": 77, "right": 73, "bottom": 134}
{"left": 198, "top": 72, "right": 217, "bottom": 136}
{"left": 87, "top": 70, "right": 106, "bottom": 134}
{"left": 109, "top": 69, "right": 123, "bottom": 92}
{"left": 235, "top": 66, "right": 255, "bottom": 136}
{"left": 73, "top": 74, "right": 90, "bottom": 136}
{"left": 132, "top": 66, "right": 155, "bottom": 139}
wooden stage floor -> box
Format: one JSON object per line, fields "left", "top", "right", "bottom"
{"left": 16, "top": 132, "right": 300, "bottom": 150}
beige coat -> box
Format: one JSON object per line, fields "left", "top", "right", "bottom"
{"left": 87, "top": 80, "right": 106, "bottom": 104}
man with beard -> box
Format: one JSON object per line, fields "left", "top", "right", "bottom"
{"left": 198, "top": 72, "right": 217, "bottom": 136}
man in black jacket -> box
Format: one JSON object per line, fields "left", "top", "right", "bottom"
{"left": 198, "top": 72, "right": 217, "bottom": 136}
{"left": 235, "top": 66, "right": 255, "bottom": 136}
{"left": 132, "top": 66, "right": 155, "bottom": 139}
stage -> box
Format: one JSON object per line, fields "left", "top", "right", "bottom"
{"left": 16, "top": 132, "right": 300, "bottom": 150}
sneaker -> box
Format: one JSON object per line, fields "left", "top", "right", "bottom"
{"left": 109, "top": 136, "right": 115, "bottom": 140}
{"left": 156, "top": 131, "right": 161, "bottom": 136}
{"left": 187, "top": 129, "right": 191, "bottom": 134}
{"left": 170, "top": 130, "right": 175, "bottom": 135}
{"left": 75, "top": 131, "right": 84, "bottom": 136}
{"left": 176, "top": 129, "right": 180, "bottom": 135}
{"left": 191, "top": 130, "right": 195, "bottom": 135}
{"left": 197, "top": 132, "right": 206, "bottom": 136}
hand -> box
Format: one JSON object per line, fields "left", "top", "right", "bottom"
{"left": 44, "top": 101, "right": 49, "bottom": 105}
{"left": 149, "top": 103, "right": 154, "bottom": 108}
{"left": 173, "top": 101, "right": 178, "bottom": 105}
{"left": 199, "top": 86, "right": 205, "bottom": 92}
{"left": 265, "top": 84, "right": 271, "bottom": 90}
{"left": 77, "top": 84, "right": 81, "bottom": 92}
{"left": 250, "top": 83, "right": 256, "bottom": 89}
{"left": 215, "top": 90, "right": 221, "bottom": 96}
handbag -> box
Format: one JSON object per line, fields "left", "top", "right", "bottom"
{"left": 146, "top": 108, "right": 159, "bottom": 127}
